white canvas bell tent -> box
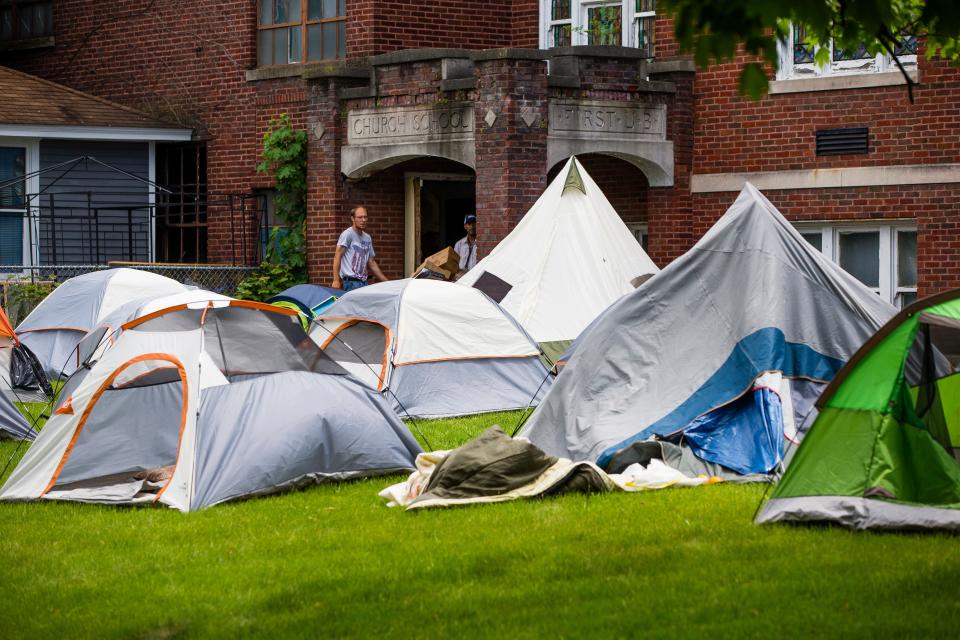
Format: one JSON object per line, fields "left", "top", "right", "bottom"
{"left": 457, "top": 156, "right": 659, "bottom": 362}
{"left": 16, "top": 268, "right": 188, "bottom": 379}
{"left": 311, "top": 279, "right": 551, "bottom": 418}
{"left": 0, "top": 300, "right": 422, "bottom": 511}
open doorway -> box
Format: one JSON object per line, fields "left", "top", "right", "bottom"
{"left": 404, "top": 173, "right": 475, "bottom": 275}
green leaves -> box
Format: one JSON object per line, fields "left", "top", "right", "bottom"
{"left": 256, "top": 113, "right": 308, "bottom": 275}
{"left": 658, "top": 0, "right": 960, "bottom": 100}
{"left": 234, "top": 261, "right": 306, "bottom": 302}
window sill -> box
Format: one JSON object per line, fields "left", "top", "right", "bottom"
{"left": 0, "top": 35, "right": 55, "bottom": 52}
{"left": 245, "top": 64, "right": 307, "bottom": 82}
{"left": 769, "top": 68, "right": 919, "bottom": 94}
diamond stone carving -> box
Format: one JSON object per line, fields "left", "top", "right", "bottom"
{"left": 311, "top": 122, "right": 325, "bottom": 140}
{"left": 520, "top": 106, "right": 537, "bottom": 128}
{"left": 484, "top": 109, "right": 497, "bottom": 128}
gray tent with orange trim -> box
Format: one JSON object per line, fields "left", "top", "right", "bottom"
{"left": 0, "top": 299, "right": 421, "bottom": 511}
{"left": 311, "top": 279, "right": 551, "bottom": 418}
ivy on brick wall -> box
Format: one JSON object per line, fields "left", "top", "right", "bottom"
{"left": 237, "top": 113, "right": 309, "bottom": 301}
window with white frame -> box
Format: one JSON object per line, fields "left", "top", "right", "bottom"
{"left": 777, "top": 25, "right": 917, "bottom": 80}
{"left": 542, "top": 0, "right": 655, "bottom": 55}
{"left": 0, "top": 146, "right": 25, "bottom": 267}
{"left": 796, "top": 222, "right": 917, "bottom": 308}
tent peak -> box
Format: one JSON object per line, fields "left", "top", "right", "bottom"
{"left": 562, "top": 157, "right": 586, "bottom": 196}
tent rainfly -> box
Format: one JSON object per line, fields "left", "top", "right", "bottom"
{"left": 757, "top": 290, "right": 960, "bottom": 530}
{"left": 520, "top": 183, "right": 897, "bottom": 477}
{"left": 457, "top": 156, "right": 659, "bottom": 363}
{"left": 312, "top": 279, "right": 551, "bottom": 418}
{"left": 16, "top": 268, "right": 188, "bottom": 378}
{"left": 0, "top": 300, "right": 422, "bottom": 511}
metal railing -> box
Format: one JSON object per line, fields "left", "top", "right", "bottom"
{"left": 0, "top": 263, "right": 259, "bottom": 325}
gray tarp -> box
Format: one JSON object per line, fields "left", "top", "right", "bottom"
{"left": 521, "top": 183, "right": 897, "bottom": 467}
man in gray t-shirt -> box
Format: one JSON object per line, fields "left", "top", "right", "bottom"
{"left": 332, "top": 206, "right": 388, "bottom": 292}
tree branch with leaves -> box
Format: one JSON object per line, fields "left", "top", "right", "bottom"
{"left": 660, "top": 0, "right": 960, "bottom": 100}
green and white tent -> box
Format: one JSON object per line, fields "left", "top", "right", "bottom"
{"left": 757, "top": 290, "right": 960, "bottom": 530}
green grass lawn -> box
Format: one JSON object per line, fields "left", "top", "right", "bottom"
{"left": 1, "top": 409, "right": 958, "bottom": 639}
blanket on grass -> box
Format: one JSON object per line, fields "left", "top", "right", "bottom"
{"left": 380, "top": 427, "right": 723, "bottom": 510}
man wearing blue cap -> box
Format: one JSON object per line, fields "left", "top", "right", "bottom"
{"left": 454, "top": 213, "right": 478, "bottom": 273}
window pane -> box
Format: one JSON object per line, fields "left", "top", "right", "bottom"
{"left": 273, "top": 27, "right": 287, "bottom": 64}
{"left": 896, "top": 291, "right": 917, "bottom": 309}
{"left": 308, "top": 0, "right": 321, "bottom": 20}
{"left": 636, "top": 15, "right": 654, "bottom": 54}
{"left": 793, "top": 25, "right": 815, "bottom": 64}
{"left": 273, "top": 0, "right": 287, "bottom": 23}
{"left": 0, "top": 212, "right": 23, "bottom": 265}
{"left": 322, "top": 22, "right": 336, "bottom": 59}
{"left": 636, "top": 0, "right": 656, "bottom": 12}
{"left": 587, "top": 6, "right": 622, "bottom": 46}
{"left": 259, "top": 29, "right": 272, "bottom": 65}
{"left": 17, "top": 7, "right": 29, "bottom": 37}
{"left": 289, "top": 25, "right": 302, "bottom": 62}
{"left": 833, "top": 41, "right": 871, "bottom": 62}
{"left": 40, "top": 2, "right": 52, "bottom": 36}
{"left": 323, "top": 0, "right": 336, "bottom": 19}
{"left": 0, "top": 147, "right": 26, "bottom": 209}
{"left": 260, "top": 0, "right": 273, "bottom": 25}
{"left": 307, "top": 23, "right": 321, "bottom": 60}
{"left": 338, "top": 20, "right": 346, "bottom": 58}
{"left": 894, "top": 34, "right": 918, "bottom": 56}
{"left": 838, "top": 231, "right": 880, "bottom": 287}
{"left": 801, "top": 232, "right": 822, "bottom": 252}
{"left": 551, "top": 24, "right": 571, "bottom": 47}
{"left": 338, "top": 0, "right": 345, "bottom": 16}
{"left": 552, "top": 0, "right": 571, "bottom": 20}
{"left": 0, "top": 10, "right": 12, "bottom": 40}
{"left": 897, "top": 230, "right": 917, "bottom": 287}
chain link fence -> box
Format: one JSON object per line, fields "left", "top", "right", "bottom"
{"left": 1, "top": 263, "right": 258, "bottom": 325}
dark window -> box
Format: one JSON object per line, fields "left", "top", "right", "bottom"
{"left": 258, "top": 0, "right": 346, "bottom": 66}
{"left": 155, "top": 143, "right": 208, "bottom": 263}
{"left": 0, "top": 0, "right": 52, "bottom": 42}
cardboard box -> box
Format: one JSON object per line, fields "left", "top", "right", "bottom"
{"left": 415, "top": 246, "right": 461, "bottom": 281}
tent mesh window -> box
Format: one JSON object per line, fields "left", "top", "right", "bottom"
{"left": 130, "top": 306, "right": 346, "bottom": 379}
{"left": 53, "top": 361, "right": 185, "bottom": 489}
{"left": 904, "top": 316, "right": 960, "bottom": 457}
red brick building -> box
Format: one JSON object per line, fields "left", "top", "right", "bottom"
{"left": 1, "top": 1, "right": 956, "bottom": 305}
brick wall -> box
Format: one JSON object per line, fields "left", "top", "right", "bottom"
{"left": 347, "top": 0, "right": 513, "bottom": 58}
{"left": 474, "top": 56, "right": 550, "bottom": 257}
{"left": 693, "top": 57, "right": 960, "bottom": 175}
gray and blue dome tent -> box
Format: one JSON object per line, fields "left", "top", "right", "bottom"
{"left": 521, "top": 183, "right": 897, "bottom": 477}
{"left": 268, "top": 284, "right": 343, "bottom": 318}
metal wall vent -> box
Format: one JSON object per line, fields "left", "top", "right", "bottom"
{"left": 816, "top": 127, "right": 869, "bottom": 156}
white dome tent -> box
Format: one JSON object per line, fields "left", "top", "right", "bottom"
{"left": 312, "top": 279, "right": 551, "bottom": 418}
